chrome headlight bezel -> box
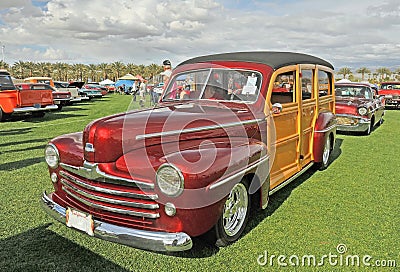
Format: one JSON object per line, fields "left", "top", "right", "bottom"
{"left": 45, "top": 144, "right": 60, "bottom": 169}
{"left": 358, "top": 107, "right": 368, "bottom": 116}
{"left": 156, "top": 164, "right": 184, "bottom": 197}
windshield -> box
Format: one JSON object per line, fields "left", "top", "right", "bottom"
{"left": 335, "top": 86, "right": 373, "bottom": 99}
{"left": 0, "top": 75, "right": 16, "bottom": 91}
{"left": 381, "top": 83, "right": 400, "bottom": 90}
{"left": 161, "top": 68, "right": 262, "bottom": 103}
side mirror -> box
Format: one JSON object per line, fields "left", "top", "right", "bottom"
{"left": 272, "top": 103, "right": 283, "bottom": 114}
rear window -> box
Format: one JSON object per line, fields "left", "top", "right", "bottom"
{"left": 0, "top": 75, "right": 16, "bottom": 91}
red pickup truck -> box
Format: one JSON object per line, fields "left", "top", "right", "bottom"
{"left": 0, "top": 70, "right": 58, "bottom": 121}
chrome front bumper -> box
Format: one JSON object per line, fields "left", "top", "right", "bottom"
{"left": 41, "top": 192, "right": 193, "bottom": 252}
{"left": 336, "top": 114, "right": 370, "bottom": 132}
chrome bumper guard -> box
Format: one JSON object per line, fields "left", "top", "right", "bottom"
{"left": 41, "top": 192, "right": 193, "bottom": 252}
{"left": 336, "top": 114, "right": 370, "bottom": 132}
{"left": 13, "top": 104, "right": 58, "bottom": 113}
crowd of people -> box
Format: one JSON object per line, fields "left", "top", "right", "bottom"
{"left": 115, "top": 59, "right": 172, "bottom": 107}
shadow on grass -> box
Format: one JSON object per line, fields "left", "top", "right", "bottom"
{"left": 0, "top": 138, "right": 50, "bottom": 148}
{"left": 1, "top": 144, "right": 47, "bottom": 154}
{"left": 0, "top": 224, "right": 130, "bottom": 272}
{"left": 171, "top": 139, "right": 345, "bottom": 258}
{"left": 0, "top": 127, "right": 33, "bottom": 136}
{"left": 0, "top": 157, "right": 43, "bottom": 171}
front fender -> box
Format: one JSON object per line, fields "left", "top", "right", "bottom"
{"left": 313, "top": 111, "right": 336, "bottom": 163}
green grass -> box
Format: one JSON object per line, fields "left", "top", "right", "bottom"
{"left": 1, "top": 95, "right": 399, "bottom": 271}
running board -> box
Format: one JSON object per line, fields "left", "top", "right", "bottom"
{"left": 269, "top": 163, "right": 314, "bottom": 195}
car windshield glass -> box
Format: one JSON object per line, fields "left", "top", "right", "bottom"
{"left": 0, "top": 75, "right": 16, "bottom": 91}
{"left": 381, "top": 84, "right": 400, "bottom": 90}
{"left": 335, "top": 86, "right": 372, "bottom": 99}
{"left": 161, "top": 68, "right": 262, "bottom": 103}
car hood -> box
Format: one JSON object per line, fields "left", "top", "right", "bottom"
{"left": 335, "top": 97, "right": 372, "bottom": 115}
{"left": 83, "top": 101, "right": 264, "bottom": 163}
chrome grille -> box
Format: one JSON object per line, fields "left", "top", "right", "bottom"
{"left": 59, "top": 169, "right": 160, "bottom": 220}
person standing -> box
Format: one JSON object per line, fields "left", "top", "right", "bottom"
{"left": 161, "top": 59, "right": 172, "bottom": 86}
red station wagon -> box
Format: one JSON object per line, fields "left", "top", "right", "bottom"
{"left": 41, "top": 52, "right": 336, "bottom": 251}
{"left": 0, "top": 71, "right": 58, "bottom": 121}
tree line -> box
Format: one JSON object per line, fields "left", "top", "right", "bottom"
{"left": 337, "top": 67, "right": 400, "bottom": 83}
{"left": 0, "top": 60, "right": 164, "bottom": 83}
{"left": 0, "top": 60, "right": 399, "bottom": 84}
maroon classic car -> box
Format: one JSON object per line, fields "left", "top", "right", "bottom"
{"left": 42, "top": 52, "right": 336, "bottom": 251}
{"left": 378, "top": 81, "right": 400, "bottom": 108}
{"left": 335, "top": 82, "right": 385, "bottom": 135}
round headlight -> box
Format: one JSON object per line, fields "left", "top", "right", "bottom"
{"left": 358, "top": 107, "right": 368, "bottom": 116}
{"left": 45, "top": 144, "right": 59, "bottom": 169}
{"left": 156, "top": 164, "right": 184, "bottom": 197}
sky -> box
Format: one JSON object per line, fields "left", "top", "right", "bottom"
{"left": 0, "top": 0, "right": 399, "bottom": 71}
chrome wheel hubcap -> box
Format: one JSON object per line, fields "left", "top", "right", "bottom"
{"left": 322, "top": 136, "right": 331, "bottom": 165}
{"left": 222, "top": 183, "right": 248, "bottom": 237}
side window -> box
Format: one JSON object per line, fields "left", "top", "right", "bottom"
{"left": 318, "top": 71, "right": 331, "bottom": 97}
{"left": 271, "top": 71, "right": 296, "bottom": 104}
{"left": 301, "top": 70, "right": 313, "bottom": 100}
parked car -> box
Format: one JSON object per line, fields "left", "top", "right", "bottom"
{"left": 24, "top": 77, "right": 87, "bottom": 104}
{"left": 82, "top": 84, "right": 108, "bottom": 96}
{"left": 79, "top": 84, "right": 104, "bottom": 99}
{"left": 41, "top": 52, "right": 336, "bottom": 252}
{"left": 0, "top": 72, "right": 58, "bottom": 121}
{"left": 378, "top": 81, "right": 400, "bottom": 108}
{"left": 53, "top": 81, "right": 88, "bottom": 103}
{"left": 15, "top": 83, "right": 71, "bottom": 111}
{"left": 335, "top": 82, "right": 385, "bottom": 135}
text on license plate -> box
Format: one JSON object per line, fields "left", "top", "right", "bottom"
{"left": 66, "top": 207, "right": 94, "bottom": 236}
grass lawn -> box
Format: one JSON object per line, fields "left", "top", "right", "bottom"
{"left": 1, "top": 95, "right": 399, "bottom": 271}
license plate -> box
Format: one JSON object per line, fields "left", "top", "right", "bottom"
{"left": 66, "top": 207, "right": 94, "bottom": 236}
{"left": 34, "top": 103, "right": 41, "bottom": 108}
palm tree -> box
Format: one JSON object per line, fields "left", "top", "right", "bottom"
{"left": 126, "top": 63, "right": 138, "bottom": 77}
{"left": 97, "top": 63, "right": 110, "bottom": 81}
{"left": 144, "top": 63, "right": 162, "bottom": 83}
{"left": 12, "top": 61, "right": 27, "bottom": 79}
{"left": 356, "top": 67, "right": 371, "bottom": 81}
{"left": 87, "top": 64, "right": 98, "bottom": 82}
{"left": 0, "top": 60, "right": 9, "bottom": 70}
{"left": 376, "top": 67, "right": 391, "bottom": 82}
{"left": 52, "top": 62, "right": 65, "bottom": 81}
{"left": 338, "top": 67, "right": 352, "bottom": 79}
{"left": 109, "top": 61, "right": 126, "bottom": 81}
{"left": 394, "top": 68, "right": 400, "bottom": 81}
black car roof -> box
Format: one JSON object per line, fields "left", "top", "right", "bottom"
{"left": 177, "top": 51, "right": 334, "bottom": 70}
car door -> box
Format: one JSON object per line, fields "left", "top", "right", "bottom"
{"left": 298, "top": 66, "right": 317, "bottom": 168}
{"left": 266, "top": 67, "right": 300, "bottom": 189}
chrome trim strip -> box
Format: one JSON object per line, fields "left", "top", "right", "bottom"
{"left": 136, "top": 118, "right": 266, "bottom": 140}
{"left": 335, "top": 114, "right": 370, "bottom": 122}
{"left": 314, "top": 124, "right": 337, "bottom": 133}
{"left": 60, "top": 162, "right": 154, "bottom": 190}
{"left": 59, "top": 171, "right": 158, "bottom": 200}
{"left": 269, "top": 163, "right": 314, "bottom": 195}
{"left": 62, "top": 187, "right": 160, "bottom": 219}
{"left": 41, "top": 192, "right": 192, "bottom": 252}
{"left": 209, "top": 155, "right": 270, "bottom": 190}
{"left": 61, "top": 179, "right": 159, "bottom": 210}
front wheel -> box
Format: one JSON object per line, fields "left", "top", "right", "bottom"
{"left": 212, "top": 180, "right": 251, "bottom": 247}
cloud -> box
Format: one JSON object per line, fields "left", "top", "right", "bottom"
{"left": 0, "top": 0, "right": 399, "bottom": 70}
